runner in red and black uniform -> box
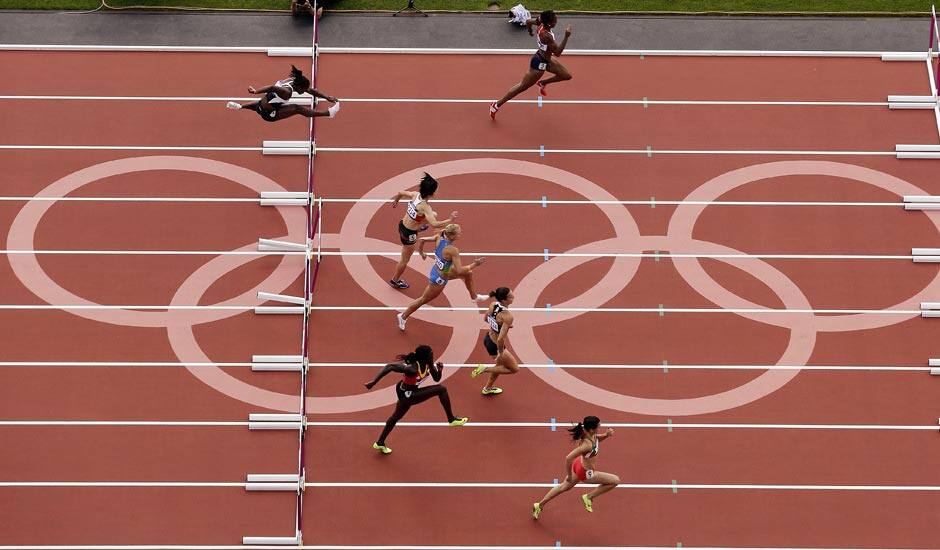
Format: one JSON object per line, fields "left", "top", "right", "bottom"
{"left": 388, "top": 173, "right": 458, "bottom": 290}
{"left": 531, "top": 416, "right": 620, "bottom": 519}
{"left": 364, "top": 345, "right": 469, "bottom": 454}
{"left": 490, "top": 10, "right": 572, "bottom": 119}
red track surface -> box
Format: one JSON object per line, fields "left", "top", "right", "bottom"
{"left": 1, "top": 50, "right": 939, "bottom": 547}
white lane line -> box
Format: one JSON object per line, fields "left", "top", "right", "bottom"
{"left": 304, "top": 422, "right": 936, "bottom": 431}
{"left": 0, "top": 481, "right": 935, "bottom": 491}
{"left": 0, "top": 421, "right": 247, "bottom": 426}
{"left": 0, "top": 305, "right": 915, "bottom": 314}
{"left": 0, "top": 95, "right": 892, "bottom": 107}
{"left": 0, "top": 361, "right": 925, "bottom": 372}
{"left": 0, "top": 250, "right": 915, "bottom": 259}
{"left": 318, "top": 147, "right": 897, "bottom": 156}
{"left": 0, "top": 250, "right": 305, "bottom": 255}
{"left": 0, "top": 362, "right": 252, "bottom": 367}
{"left": 0, "top": 482, "right": 244, "bottom": 487}
{"left": 306, "top": 362, "right": 929, "bottom": 372}
{"left": 0, "top": 197, "right": 259, "bottom": 203}
{"left": 0, "top": 43, "right": 928, "bottom": 57}
{"left": 308, "top": 305, "right": 921, "bottom": 315}
{"left": 0, "top": 145, "right": 259, "bottom": 151}
{"left": 0, "top": 197, "right": 903, "bottom": 207}
{"left": 321, "top": 198, "right": 904, "bottom": 207}
{"left": 302, "top": 482, "right": 940, "bottom": 491}
{"left": 0, "top": 547, "right": 925, "bottom": 550}
{"left": 0, "top": 305, "right": 254, "bottom": 310}
{"left": 1, "top": 421, "right": 932, "bottom": 431}
{"left": 0, "top": 145, "right": 898, "bottom": 155}
{"left": 318, "top": 251, "right": 914, "bottom": 260}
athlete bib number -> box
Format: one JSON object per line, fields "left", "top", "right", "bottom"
{"left": 537, "top": 62, "right": 547, "bottom": 71}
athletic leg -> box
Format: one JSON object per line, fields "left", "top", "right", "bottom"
{"left": 496, "top": 70, "right": 543, "bottom": 108}
{"left": 375, "top": 400, "right": 411, "bottom": 446}
{"left": 391, "top": 244, "right": 416, "bottom": 285}
{"left": 538, "top": 59, "right": 573, "bottom": 87}
{"left": 584, "top": 471, "right": 620, "bottom": 501}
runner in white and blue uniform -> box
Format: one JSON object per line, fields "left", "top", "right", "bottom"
{"left": 490, "top": 10, "right": 573, "bottom": 119}
{"left": 226, "top": 65, "right": 341, "bottom": 122}
{"left": 471, "top": 287, "right": 520, "bottom": 396}
{"left": 388, "top": 173, "right": 458, "bottom": 290}
{"left": 396, "top": 223, "right": 488, "bottom": 331}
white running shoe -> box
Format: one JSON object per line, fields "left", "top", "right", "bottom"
{"left": 328, "top": 102, "right": 341, "bottom": 118}
{"left": 226, "top": 101, "right": 242, "bottom": 110}
{"left": 396, "top": 312, "right": 407, "bottom": 331}
{"left": 474, "top": 294, "right": 489, "bottom": 303}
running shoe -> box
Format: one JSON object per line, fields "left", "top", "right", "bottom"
{"left": 537, "top": 81, "right": 548, "bottom": 96}
{"left": 532, "top": 502, "right": 542, "bottom": 520}
{"left": 419, "top": 224, "right": 430, "bottom": 232}
{"left": 388, "top": 279, "right": 409, "bottom": 290}
{"left": 448, "top": 417, "right": 469, "bottom": 427}
{"left": 581, "top": 494, "right": 593, "bottom": 513}
{"left": 471, "top": 364, "right": 487, "bottom": 378}
{"left": 372, "top": 442, "right": 393, "bottom": 454}
{"left": 226, "top": 101, "right": 242, "bottom": 110}
{"left": 396, "top": 312, "right": 407, "bottom": 331}
{"left": 474, "top": 294, "right": 489, "bottom": 302}
{"left": 489, "top": 101, "right": 499, "bottom": 119}
{"left": 328, "top": 102, "right": 341, "bottom": 118}
{"left": 481, "top": 387, "right": 503, "bottom": 396}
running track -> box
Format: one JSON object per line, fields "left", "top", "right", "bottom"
{"left": 0, "top": 48, "right": 938, "bottom": 548}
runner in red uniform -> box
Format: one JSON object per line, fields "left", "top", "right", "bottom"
{"left": 531, "top": 416, "right": 619, "bottom": 519}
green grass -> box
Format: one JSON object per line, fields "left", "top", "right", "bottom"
{"left": 0, "top": 0, "right": 936, "bottom": 14}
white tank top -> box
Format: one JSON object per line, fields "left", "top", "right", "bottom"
{"left": 536, "top": 25, "right": 554, "bottom": 52}
{"left": 406, "top": 195, "right": 426, "bottom": 221}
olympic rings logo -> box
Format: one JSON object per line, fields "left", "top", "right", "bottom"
{"left": 11, "top": 157, "right": 940, "bottom": 416}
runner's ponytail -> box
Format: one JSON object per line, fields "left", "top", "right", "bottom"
{"left": 488, "top": 287, "right": 511, "bottom": 302}
{"left": 568, "top": 416, "right": 600, "bottom": 440}
{"left": 397, "top": 344, "right": 434, "bottom": 367}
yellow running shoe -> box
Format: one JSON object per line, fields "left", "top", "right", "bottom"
{"left": 372, "top": 442, "right": 392, "bottom": 454}
{"left": 532, "top": 502, "right": 542, "bottom": 520}
{"left": 581, "top": 493, "right": 593, "bottom": 512}
{"left": 481, "top": 386, "right": 503, "bottom": 395}
{"left": 471, "top": 364, "right": 487, "bottom": 378}
{"left": 449, "top": 417, "right": 469, "bottom": 427}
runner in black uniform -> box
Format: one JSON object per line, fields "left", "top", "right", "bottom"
{"left": 227, "top": 65, "right": 340, "bottom": 122}
{"left": 364, "top": 345, "right": 469, "bottom": 454}
{"left": 471, "top": 287, "right": 520, "bottom": 395}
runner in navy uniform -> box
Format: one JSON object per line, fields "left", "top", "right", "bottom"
{"left": 490, "top": 10, "right": 573, "bottom": 119}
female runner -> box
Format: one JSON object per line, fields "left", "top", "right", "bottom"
{"left": 471, "top": 287, "right": 519, "bottom": 395}
{"left": 396, "top": 224, "right": 488, "bottom": 331}
{"left": 388, "top": 172, "right": 458, "bottom": 290}
{"left": 532, "top": 416, "right": 620, "bottom": 519}
{"left": 364, "top": 344, "right": 469, "bottom": 454}
{"left": 490, "top": 10, "right": 572, "bottom": 119}
{"left": 227, "top": 65, "right": 340, "bottom": 122}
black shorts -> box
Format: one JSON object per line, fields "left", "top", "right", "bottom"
{"left": 530, "top": 53, "right": 549, "bottom": 72}
{"left": 483, "top": 332, "right": 499, "bottom": 357}
{"left": 253, "top": 92, "right": 285, "bottom": 122}
{"left": 396, "top": 381, "right": 420, "bottom": 402}
{"left": 398, "top": 220, "right": 418, "bottom": 245}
